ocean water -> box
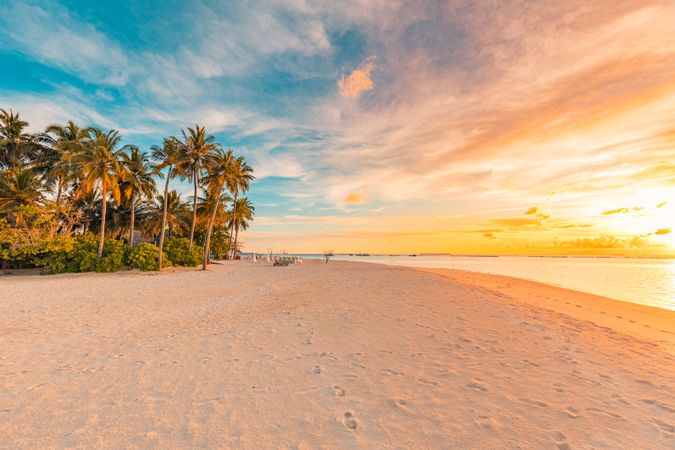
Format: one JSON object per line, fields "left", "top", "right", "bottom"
{"left": 290, "top": 254, "right": 675, "bottom": 311}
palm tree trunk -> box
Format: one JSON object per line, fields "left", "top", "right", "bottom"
{"left": 157, "top": 166, "right": 172, "bottom": 270}
{"left": 189, "top": 169, "right": 198, "bottom": 250}
{"left": 56, "top": 177, "right": 63, "bottom": 207}
{"left": 202, "top": 186, "right": 222, "bottom": 270}
{"left": 228, "top": 191, "right": 238, "bottom": 259}
{"left": 128, "top": 191, "right": 135, "bottom": 246}
{"left": 232, "top": 223, "right": 240, "bottom": 259}
{"left": 98, "top": 183, "right": 107, "bottom": 258}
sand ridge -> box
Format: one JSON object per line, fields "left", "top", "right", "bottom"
{"left": 1, "top": 260, "right": 673, "bottom": 448}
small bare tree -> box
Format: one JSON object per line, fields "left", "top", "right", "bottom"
{"left": 323, "top": 249, "right": 334, "bottom": 264}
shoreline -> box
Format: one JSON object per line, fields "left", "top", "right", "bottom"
{"left": 414, "top": 266, "right": 675, "bottom": 355}
{"left": 327, "top": 255, "right": 674, "bottom": 312}
{"left": 1, "top": 260, "right": 673, "bottom": 448}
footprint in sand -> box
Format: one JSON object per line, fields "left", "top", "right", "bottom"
{"left": 642, "top": 399, "right": 675, "bottom": 413}
{"left": 343, "top": 412, "right": 358, "bottom": 430}
{"left": 417, "top": 378, "right": 441, "bottom": 387}
{"left": 553, "top": 431, "right": 570, "bottom": 450}
{"left": 466, "top": 381, "right": 488, "bottom": 392}
{"left": 475, "top": 415, "right": 499, "bottom": 431}
{"left": 653, "top": 419, "right": 674, "bottom": 433}
{"left": 340, "top": 374, "right": 358, "bottom": 381}
{"left": 332, "top": 385, "right": 346, "bottom": 396}
{"left": 519, "top": 398, "right": 549, "bottom": 408}
{"left": 611, "top": 393, "right": 629, "bottom": 405}
{"left": 564, "top": 406, "right": 581, "bottom": 419}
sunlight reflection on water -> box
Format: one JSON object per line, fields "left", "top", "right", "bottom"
{"left": 325, "top": 255, "right": 675, "bottom": 311}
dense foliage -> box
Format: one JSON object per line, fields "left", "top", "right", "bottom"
{"left": 125, "top": 242, "right": 159, "bottom": 271}
{"left": 0, "top": 108, "right": 255, "bottom": 274}
{"left": 163, "top": 238, "right": 201, "bottom": 267}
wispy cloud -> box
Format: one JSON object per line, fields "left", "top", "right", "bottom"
{"left": 2, "top": 0, "right": 674, "bottom": 255}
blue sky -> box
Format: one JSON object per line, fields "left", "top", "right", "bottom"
{"left": 1, "top": 1, "right": 674, "bottom": 255}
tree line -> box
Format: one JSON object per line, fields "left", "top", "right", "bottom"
{"left": 0, "top": 108, "right": 255, "bottom": 272}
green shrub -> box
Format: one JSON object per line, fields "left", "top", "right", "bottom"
{"left": 0, "top": 205, "right": 61, "bottom": 268}
{"left": 37, "top": 237, "right": 75, "bottom": 274}
{"left": 96, "top": 238, "right": 126, "bottom": 272}
{"left": 164, "top": 237, "right": 201, "bottom": 267}
{"left": 125, "top": 243, "right": 159, "bottom": 271}
{"left": 38, "top": 233, "right": 126, "bottom": 273}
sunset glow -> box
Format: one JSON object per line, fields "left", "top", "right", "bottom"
{"left": 1, "top": 1, "right": 674, "bottom": 256}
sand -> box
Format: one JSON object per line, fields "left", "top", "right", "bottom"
{"left": 0, "top": 260, "right": 673, "bottom": 449}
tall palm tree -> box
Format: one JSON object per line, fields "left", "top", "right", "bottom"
{"left": 196, "top": 190, "right": 232, "bottom": 230}
{"left": 181, "top": 125, "right": 218, "bottom": 250}
{"left": 41, "top": 121, "right": 89, "bottom": 206}
{"left": 141, "top": 190, "right": 189, "bottom": 239}
{"left": 226, "top": 156, "right": 254, "bottom": 259}
{"left": 0, "top": 109, "right": 41, "bottom": 170}
{"left": 201, "top": 148, "right": 237, "bottom": 270}
{"left": 151, "top": 137, "right": 185, "bottom": 269}
{"left": 0, "top": 168, "right": 44, "bottom": 214}
{"left": 229, "top": 197, "right": 255, "bottom": 258}
{"left": 77, "top": 128, "right": 128, "bottom": 258}
{"left": 196, "top": 189, "right": 232, "bottom": 264}
{"left": 120, "top": 146, "right": 156, "bottom": 245}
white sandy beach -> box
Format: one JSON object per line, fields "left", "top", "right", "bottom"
{"left": 1, "top": 260, "right": 673, "bottom": 449}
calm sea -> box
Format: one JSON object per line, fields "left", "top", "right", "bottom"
{"left": 287, "top": 254, "right": 675, "bottom": 311}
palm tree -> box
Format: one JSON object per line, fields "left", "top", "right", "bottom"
{"left": 229, "top": 197, "right": 255, "bottom": 258}
{"left": 196, "top": 189, "right": 232, "bottom": 264}
{"left": 77, "top": 128, "right": 128, "bottom": 258}
{"left": 151, "top": 137, "right": 185, "bottom": 269}
{"left": 41, "top": 121, "right": 89, "bottom": 206}
{"left": 200, "top": 148, "right": 237, "bottom": 270}
{"left": 141, "top": 190, "right": 189, "bottom": 239}
{"left": 226, "top": 156, "right": 254, "bottom": 259}
{"left": 0, "top": 109, "right": 41, "bottom": 170}
{"left": 181, "top": 125, "right": 218, "bottom": 250}
{"left": 120, "top": 146, "right": 156, "bottom": 245}
{"left": 197, "top": 190, "right": 231, "bottom": 230}
{"left": 0, "top": 168, "right": 44, "bottom": 214}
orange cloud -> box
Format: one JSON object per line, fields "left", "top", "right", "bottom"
{"left": 558, "top": 235, "right": 629, "bottom": 249}
{"left": 657, "top": 201, "right": 667, "bottom": 208}
{"left": 602, "top": 207, "right": 630, "bottom": 215}
{"left": 525, "top": 207, "right": 539, "bottom": 215}
{"left": 654, "top": 228, "right": 671, "bottom": 235}
{"left": 490, "top": 218, "right": 542, "bottom": 228}
{"left": 343, "top": 192, "right": 367, "bottom": 204}
{"left": 556, "top": 223, "right": 595, "bottom": 229}
{"left": 338, "top": 59, "right": 375, "bottom": 98}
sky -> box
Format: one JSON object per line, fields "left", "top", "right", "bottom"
{"left": 1, "top": 0, "right": 674, "bottom": 256}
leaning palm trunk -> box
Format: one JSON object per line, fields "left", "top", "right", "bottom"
{"left": 56, "top": 177, "right": 63, "bottom": 207}
{"left": 232, "top": 223, "right": 241, "bottom": 259}
{"left": 228, "top": 191, "right": 238, "bottom": 259}
{"left": 128, "top": 192, "right": 135, "bottom": 245}
{"left": 157, "top": 167, "right": 171, "bottom": 269}
{"left": 189, "top": 170, "right": 198, "bottom": 250}
{"left": 202, "top": 185, "right": 223, "bottom": 270}
{"left": 98, "top": 184, "right": 107, "bottom": 258}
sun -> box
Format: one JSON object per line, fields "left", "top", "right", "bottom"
{"left": 601, "top": 188, "right": 675, "bottom": 251}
